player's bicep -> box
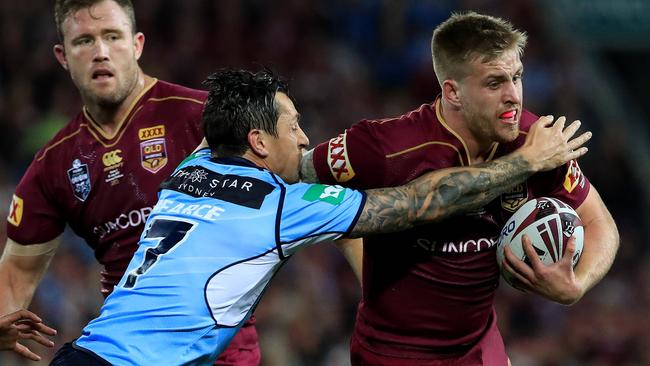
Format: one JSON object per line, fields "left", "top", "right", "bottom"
{"left": 0, "top": 237, "right": 60, "bottom": 309}
{"left": 280, "top": 183, "right": 365, "bottom": 255}
{"left": 575, "top": 186, "right": 617, "bottom": 235}
{"left": 311, "top": 123, "right": 388, "bottom": 188}
{"left": 1, "top": 237, "right": 60, "bottom": 272}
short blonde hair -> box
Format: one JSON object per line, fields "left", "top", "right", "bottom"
{"left": 431, "top": 11, "right": 527, "bottom": 85}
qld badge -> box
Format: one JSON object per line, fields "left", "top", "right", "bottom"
{"left": 67, "top": 159, "right": 91, "bottom": 201}
{"left": 140, "top": 138, "right": 168, "bottom": 173}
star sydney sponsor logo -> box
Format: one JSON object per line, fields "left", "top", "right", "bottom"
{"left": 189, "top": 168, "right": 209, "bottom": 183}
{"left": 7, "top": 194, "right": 23, "bottom": 226}
{"left": 302, "top": 184, "right": 346, "bottom": 205}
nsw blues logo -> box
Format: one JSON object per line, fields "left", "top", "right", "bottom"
{"left": 67, "top": 159, "right": 91, "bottom": 201}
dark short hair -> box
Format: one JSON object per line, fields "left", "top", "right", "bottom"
{"left": 431, "top": 11, "right": 527, "bottom": 85}
{"left": 202, "top": 69, "right": 289, "bottom": 157}
{"left": 54, "top": 0, "right": 137, "bottom": 41}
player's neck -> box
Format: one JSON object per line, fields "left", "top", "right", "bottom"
{"left": 440, "top": 100, "right": 494, "bottom": 163}
{"left": 241, "top": 151, "right": 276, "bottom": 174}
{"left": 83, "top": 73, "right": 152, "bottom": 135}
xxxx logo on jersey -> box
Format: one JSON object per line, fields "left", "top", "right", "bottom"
{"left": 302, "top": 184, "right": 346, "bottom": 205}
{"left": 7, "top": 194, "right": 23, "bottom": 226}
{"left": 327, "top": 132, "right": 355, "bottom": 183}
{"left": 138, "top": 125, "right": 167, "bottom": 173}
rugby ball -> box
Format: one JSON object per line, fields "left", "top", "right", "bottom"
{"left": 496, "top": 197, "right": 583, "bottom": 289}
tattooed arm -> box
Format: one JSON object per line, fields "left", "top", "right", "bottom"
{"left": 299, "top": 148, "right": 319, "bottom": 183}
{"left": 346, "top": 116, "right": 592, "bottom": 237}
{"left": 351, "top": 153, "right": 529, "bottom": 237}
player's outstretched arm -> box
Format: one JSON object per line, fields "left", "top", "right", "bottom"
{"left": 0, "top": 309, "right": 56, "bottom": 361}
{"left": 349, "top": 116, "right": 592, "bottom": 238}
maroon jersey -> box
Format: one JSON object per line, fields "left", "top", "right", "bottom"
{"left": 313, "top": 98, "right": 591, "bottom": 358}
{"left": 7, "top": 79, "right": 206, "bottom": 296}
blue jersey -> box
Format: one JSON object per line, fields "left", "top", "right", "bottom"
{"left": 74, "top": 149, "right": 366, "bottom": 365}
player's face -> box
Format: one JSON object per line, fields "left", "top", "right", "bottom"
{"left": 54, "top": 0, "right": 144, "bottom": 108}
{"left": 265, "top": 92, "right": 310, "bottom": 183}
{"left": 457, "top": 49, "right": 523, "bottom": 144}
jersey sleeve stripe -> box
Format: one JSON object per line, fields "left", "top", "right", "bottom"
{"left": 36, "top": 128, "right": 83, "bottom": 161}
{"left": 268, "top": 173, "right": 287, "bottom": 260}
{"left": 385, "top": 141, "right": 465, "bottom": 165}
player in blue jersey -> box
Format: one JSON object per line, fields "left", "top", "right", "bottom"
{"left": 50, "top": 69, "right": 590, "bottom": 365}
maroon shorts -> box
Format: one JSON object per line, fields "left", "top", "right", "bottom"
{"left": 214, "top": 317, "right": 261, "bottom": 366}
{"left": 350, "top": 311, "right": 508, "bottom": 366}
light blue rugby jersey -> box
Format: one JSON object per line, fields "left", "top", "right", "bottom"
{"left": 74, "top": 149, "right": 366, "bottom": 365}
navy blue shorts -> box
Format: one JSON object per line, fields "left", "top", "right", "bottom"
{"left": 50, "top": 342, "right": 110, "bottom": 366}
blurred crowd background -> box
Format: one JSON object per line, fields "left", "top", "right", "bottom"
{"left": 1, "top": 0, "right": 649, "bottom": 365}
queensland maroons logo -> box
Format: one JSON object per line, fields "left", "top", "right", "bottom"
{"left": 140, "top": 138, "right": 168, "bottom": 173}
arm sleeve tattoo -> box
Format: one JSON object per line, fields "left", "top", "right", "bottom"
{"left": 349, "top": 153, "right": 533, "bottom": 237}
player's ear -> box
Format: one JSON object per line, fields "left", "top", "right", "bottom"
{"left": 247, "top": 129, "right": 269, "bottom": 158}
{"left": 53, "top": 44, "right": 68, "bottom": 70}
{"left": 133, "top": 32, "right": 145, "bottom": 60}
{"left": 442, "top": 79, "right": 462, "bottom": 109}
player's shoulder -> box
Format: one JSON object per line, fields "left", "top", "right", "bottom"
{"left": 32, "top": 111, "right": 88, "bottom": 163}
{"left": 359, "top": 101, "right": 437, "bottom": 131}
{"left": 149, "top": 79, "right": 208, "bottom": 103}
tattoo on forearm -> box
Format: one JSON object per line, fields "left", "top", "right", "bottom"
{"left": 300, "top": 149, "right": 320, "bottom": 183}
{"left": 350, "top": 154, "right": 533, "bottom": 237}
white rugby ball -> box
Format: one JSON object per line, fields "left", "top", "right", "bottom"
{"left": 496, "top": 197, "right": 584, "bottom": 289}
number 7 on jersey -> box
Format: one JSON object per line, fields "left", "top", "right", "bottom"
{"left": 124, "top": 217, "right": 196, "bottom": 288}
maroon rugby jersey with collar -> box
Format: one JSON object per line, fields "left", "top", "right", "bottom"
{"left": 313, "top": 98, "right": 591, "bottom": 358}
{"left": 7, "top": 79, "right": 205, "bottom": 296}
